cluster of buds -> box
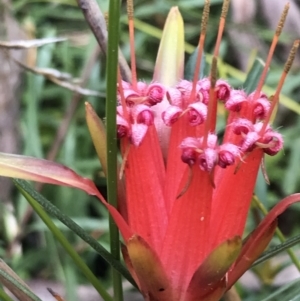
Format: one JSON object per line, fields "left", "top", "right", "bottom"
{"left": 117, "top": 77, "right": 283, "bottom": 173}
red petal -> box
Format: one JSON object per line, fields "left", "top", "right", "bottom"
{"left": 164, "top": 117, "right": 190, "bottom": 213}
{"left": 124, "top": 126, "right": 167, "bottom": 252}
{"left": 185, "top": 278, "right": 226, "bottom": 301}
{"left": 160, "top": 166, "right": 213, "bottom": 296}
{"left": 210, "top": 149, "right": 263, "bottom": 249}
{"left": 164, "top": 115, "right": 202, "bottom": 214}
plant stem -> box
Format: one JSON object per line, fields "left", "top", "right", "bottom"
{"left": 106, "top": 0, "right": 123, "bottom": 300}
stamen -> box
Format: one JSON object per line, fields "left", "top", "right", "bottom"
{"left": 189, "top": 0, "right": 210, "bottom": 103}
{"left": 176, "top": 167, "right": 193, "bottom": 199}
{"left": 127, "top": 0, "right": 137, "bottom": 89}
{"left": 253, "top": 3, "right": 290, "bottom": 100}
{"left": 260, "top": 39, "right": 299, "bottom": 134}
{"left": 260, "top": 156, "right": 270, "bottom": 185}
{"left": 213, "top": 0, "right": 229, "bottom": 58}
{"left": 204, "top": 56, "right": 217, "bottom": 146}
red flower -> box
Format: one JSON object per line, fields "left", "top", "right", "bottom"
{"left": 0, "top": 3, "right": 299, "bottom": 301}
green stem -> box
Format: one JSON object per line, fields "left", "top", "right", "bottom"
{"left": 106, "top": 0, "right": 123, "bottom": 300}
{"left": 253, "top": 195, "right": 300, "bottom": 271}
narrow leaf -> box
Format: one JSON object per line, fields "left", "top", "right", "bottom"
{"left": 0, "top": 259, "right": 42, "bottom": 301}
{"left": 254, "top": 233, "right": 300, "bottom": 267}
{"left": 13, "top": 179, "right": 136, "bottom": 287}
{"left": 184, "top": 46, "right": 206, "bottom": 80}
{"left": 0, "top": 152, "right": 99, "bottom": 196}
{"left": 0, "top": 37, "right": 66, "bottom": 49}
{"left": 243, "top": 58, "right": 265, "bottom": 94}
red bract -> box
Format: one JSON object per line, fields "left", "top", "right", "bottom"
{"left": 115, "top": 76, "right": 286, "bottom": 300}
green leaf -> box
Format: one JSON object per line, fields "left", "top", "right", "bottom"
{"left": 261, "top": 279, "right": 300, "bottom": 301}
{"left": 243, "top": 58, "right": 265, "bottom": 94}
{"left": 253, "top": 233, "right": 300, "bottom": 267}
{"left": 14, "top": 180, "right": 113, "bottom": 301}
{"left": 13, "top": 179, "right": 136, "bottom": 287}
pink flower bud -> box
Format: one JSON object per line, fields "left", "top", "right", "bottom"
{"left": 253, "top": 97, "right": 271, "bottom": 120}
{"left": 232, "top": 118, "right": 254, "bottom": 135}
{"left": 177, "top": 80, "right": 193, "bottom": 102}
{"left": 123, "top": 89, "right": 140, "bottom": 106}
{"left": 218, "top": 143, "right": 240, "bottom": 168}
{"left": 187, "top": 102, "right": 207, "bottom": 126}
{"left": 225, "top": 90, "right": 247, "bottom": 112}
{"left": 198, "top": 148, "right": 218, "bottom": 172}
{"left": 119, "top": 80, "right": 131, "bottom": 90}
{"left": 167, "top": 87, "right": 183, "bottom": 107}
{"left": 162, "top": 106, "right": 183, "bottom": 126}
{"left": 132, "top": 105, "right": 154, "bottom": 126}
{"left": 240, "top": 131, "right": 260, "bottom": 152}
{"left": 216, "top": 79, "right": 231, "bottom": 101}
{"left": 136, "top": 81, "right": 148, "bottom": 94}
{"left": 203, "top": 133, "right": 218, "bottom": 149}
{"left": 197, "top": 78, "right": 210, "bottom": 104}
{"left": 117, "top": 115, "right": 130, "bottom": 138}
{"left": 146, "top": 83, "right": 165, "bottom": 105}
{"left": 260, "top": 130, "right": 284, "bottom": 156}
{"left": 197, "top": 78, "right": 210, "bottom": 90}
{"left": 181, "top": 148, "right": 198, "bottom": 166}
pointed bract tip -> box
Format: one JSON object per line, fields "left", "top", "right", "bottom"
{"left": 153, "top": 6, "right": 184, "bottom": 87}
{"left": 185, "top": 236, "right": 242, "bottom": 300}
{"left": 127, "top": 235, "right": 173, "bottom": 301}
